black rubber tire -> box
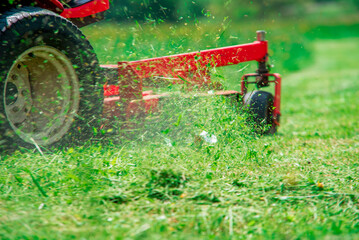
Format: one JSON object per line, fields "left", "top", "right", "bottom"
{"left": 0, "top": 7, "right": 103, "bottom": 152}
{"left": 243, "top": 90, "right": 277, "bottom": 135}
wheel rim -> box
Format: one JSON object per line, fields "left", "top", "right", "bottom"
{"left": 4, "top": 46, "right": 80, "bottom": 146}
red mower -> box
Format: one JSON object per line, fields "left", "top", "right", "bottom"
{"left": 0, "top": 0, "right": 281, "bottom": 150}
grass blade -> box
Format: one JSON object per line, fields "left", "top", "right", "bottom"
{"left": 29, "top": 172, "right": 48, "bottom": 198}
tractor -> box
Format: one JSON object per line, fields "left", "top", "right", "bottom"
{"left": 0, "top": 0, "right": 281, "bottom": 151}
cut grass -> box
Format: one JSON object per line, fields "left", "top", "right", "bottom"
{"left": 1, "top": 17, "right": 359, "bottom": 239}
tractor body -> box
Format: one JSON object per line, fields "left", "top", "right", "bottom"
{"left": 0, "top": 0, "right": 109, "bottom": 26}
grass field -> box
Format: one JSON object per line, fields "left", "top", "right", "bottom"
{"left": 1, "top": 11, "right": 359, "bottom": 239}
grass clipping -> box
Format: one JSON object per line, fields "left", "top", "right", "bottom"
{"left": 120, "top": 93, "right": 256, "bottom": 148}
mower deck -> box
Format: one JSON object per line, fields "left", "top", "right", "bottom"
{"left": 100, "top": 31, "right": 281, "bottom": 126}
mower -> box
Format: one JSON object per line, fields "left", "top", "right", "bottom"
{"left": 0, "top": 0, "right": 281, "bottom": 151}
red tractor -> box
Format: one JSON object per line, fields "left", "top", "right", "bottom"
{"left": 0, "top": 0, "right": 281, "bottom": 151}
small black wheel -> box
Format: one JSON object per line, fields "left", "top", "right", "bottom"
{"left": 243, "top": 90, "right": 277, "bottom": 134}
{"left": 0, "top": 7, "right": 103, "bottom": 151}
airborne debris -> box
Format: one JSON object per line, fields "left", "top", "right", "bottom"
{"left": 199, "top": 131, "right": 218, "bottom": 144}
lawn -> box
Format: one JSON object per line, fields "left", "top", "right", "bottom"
{"left": 0, "top": 11, "right": 359, "bottom": 240}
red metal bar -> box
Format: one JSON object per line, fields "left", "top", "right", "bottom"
{"left": 271, "top": 73, "right": 281, "bottom": 126}
{"left": 103, "top": 40, "right": 268, "bottom": 97}
{"left": 60, "top": 0, "right": 109, "bottom": 18}
{"left": 123, "top": 41, "right": 268, "bottom": 81}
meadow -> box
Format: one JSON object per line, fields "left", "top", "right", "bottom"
{"left": 0, "top": 6, "right": 359, "bottom": 240}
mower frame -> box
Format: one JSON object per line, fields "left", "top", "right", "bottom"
{"left": 101, "top": 31, "right": 281, "bottom": 127}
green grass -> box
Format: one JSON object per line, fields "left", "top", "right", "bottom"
{"left": 1, "top": 13, "right": 359, "bottom": 239}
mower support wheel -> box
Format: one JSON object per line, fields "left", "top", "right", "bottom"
{"left": 243, "top": 90, "right": 277, "bottom": 135}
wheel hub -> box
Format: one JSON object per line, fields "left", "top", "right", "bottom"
{"left": 4, "top": 46, "right": 80, "bottom": 146}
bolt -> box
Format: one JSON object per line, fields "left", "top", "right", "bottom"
{"left": 256, "top": 30, "right": 266, "bottom": 41}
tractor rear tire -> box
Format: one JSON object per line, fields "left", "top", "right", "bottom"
{"left": 0, "top": 7, "right": 103, "bottom": 152}
{"left": 243, "top": 90, "right": 277, "bottom": 135}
